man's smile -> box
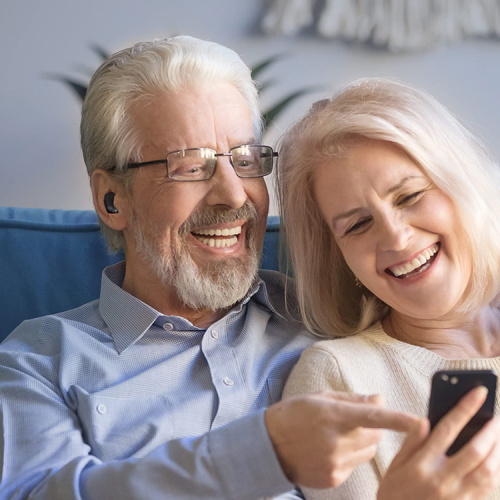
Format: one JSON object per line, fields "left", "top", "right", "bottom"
{"left": 191, "top": 225, "right": 242, "bottom": 248}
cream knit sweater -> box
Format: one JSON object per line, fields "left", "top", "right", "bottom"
{"left": 283, "top": 323, "right": 500, "bottom": 500}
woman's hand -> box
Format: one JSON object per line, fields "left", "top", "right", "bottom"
{"left": 378, "top": 386, "right": 500, "bottom": 500}
{"left": 266, "top": 391, "right": 418, "bottom": 489}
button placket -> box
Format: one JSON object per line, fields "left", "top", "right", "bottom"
{"left": 202, "top": 317, "right": 248, "bottom": 428}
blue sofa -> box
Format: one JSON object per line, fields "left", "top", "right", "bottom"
{"left": 0, "top": 207, "right": 281, "bottom": 342}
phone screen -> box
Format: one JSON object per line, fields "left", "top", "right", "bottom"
{"left": 428, "top": 370, "right": 497, "bottom": 456}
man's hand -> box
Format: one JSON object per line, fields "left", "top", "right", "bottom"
{"left": 265, "top": 391, "right": 419, "bottom": 489}
{"left": 377, "top": 386, "right": 500, "bottom": 500}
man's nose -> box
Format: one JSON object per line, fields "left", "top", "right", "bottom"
{"left": 377, "top": 212, "right": 413, "bottom": 252}
{"left": 205, "top": 156, "right": 248, "bottom": 209}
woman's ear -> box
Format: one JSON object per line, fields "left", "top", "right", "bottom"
{"left": 91, "top": 170, "right": 129, "bottom": 231}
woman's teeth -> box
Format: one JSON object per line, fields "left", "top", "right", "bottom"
{"left": 389, "top": 243, "right": 439, "bottom": 278}
{"left": 192, "top": 225, "right": 242, "bottom": 248}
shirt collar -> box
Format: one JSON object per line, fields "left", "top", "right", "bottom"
{"left": 99, "top": 262, "right": 161, "bottom": 353}
{"left": 98, "top": 262, "right": 279, "bottom": 353}
{"left": 253, "top": 271, "right": 287, "bottom": 320}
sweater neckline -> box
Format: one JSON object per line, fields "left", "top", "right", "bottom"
{"left": 364, "top": 323, "right": 500, "bottom": 376}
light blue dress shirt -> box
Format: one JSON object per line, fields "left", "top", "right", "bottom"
{"left": 0, "top": 262, "right": 313, "bottom": 499}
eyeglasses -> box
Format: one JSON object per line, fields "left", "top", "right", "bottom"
{"left": 125, "top": 145, "right": 278, "bottom": 182}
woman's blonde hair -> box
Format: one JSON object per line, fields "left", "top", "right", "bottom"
{"left": 277, "top": 78, "right": 500, "bottom": 337}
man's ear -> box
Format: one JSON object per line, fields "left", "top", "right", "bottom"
{"left": 91, "top": 170, "right": 129, "bottom": 231}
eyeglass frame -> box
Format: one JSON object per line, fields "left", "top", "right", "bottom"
{"left": 119, "top": 144, "right": 278, "bottom": 182}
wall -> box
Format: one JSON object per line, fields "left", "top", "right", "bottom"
{"left": 2, "top": 1, "right": 500, "bottom": 215}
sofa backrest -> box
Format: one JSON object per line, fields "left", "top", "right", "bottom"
{"left": 0, "top": 207, "right": 281, "bottom": 342}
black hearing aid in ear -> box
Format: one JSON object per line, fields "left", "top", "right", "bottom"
{"left": 104, "top": 192, "right": 118, "bottom": 214}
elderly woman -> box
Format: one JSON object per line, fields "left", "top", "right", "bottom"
{"left": 277, "top": 78, "right": 500, "bottom": 500}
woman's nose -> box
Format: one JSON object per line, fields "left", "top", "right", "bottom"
{"left": 377, "top": 213, "right": 413, "bottom": 252}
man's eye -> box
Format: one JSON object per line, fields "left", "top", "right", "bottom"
{"left": 235, "top": 159, "right": 252, "bottom": 168}
{"left": 168, "top": 161, "right": 209, "bottom": 179}
{"left": 176, "top": 162, "right": 204, "bottom": 174}
{"left": 345, "top": 218, "right": 371, "bottom": 235}
{"left": 186, "top": 165, "right": 203, "bottom": 173}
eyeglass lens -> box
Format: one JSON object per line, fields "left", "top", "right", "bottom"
{"left": 167, "top": 145, "right": 274, "bottom": 181}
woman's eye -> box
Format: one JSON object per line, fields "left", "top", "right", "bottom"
{"left": 345, "top": 218, "right": 371, "bottom": 235}
{"left": 397, "top": 191, "right": 423, "bottom": 206}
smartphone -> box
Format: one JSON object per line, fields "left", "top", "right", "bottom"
{"left": 428, "top": 369, "right": 497, "bottom": 456}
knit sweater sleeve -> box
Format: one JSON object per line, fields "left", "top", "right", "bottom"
{"left": 283, "top": 343, "right": 346, "bottom": 399}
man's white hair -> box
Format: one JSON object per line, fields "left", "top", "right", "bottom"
{"left": 81, "top": 36, "right": 262, "bottom": 253}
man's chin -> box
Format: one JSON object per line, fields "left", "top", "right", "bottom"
{"left": 190, "top": 251, "right": 252, "bottom": 275}
{"left": 132, "top": 203, "right": 262, "bottom": 311}
{"left": 171, "top": 253, "right": 260, "bottom": 311}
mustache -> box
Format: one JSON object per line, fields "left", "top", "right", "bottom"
{"left": 179, "top": 201, "right": 259, "bottom": 236}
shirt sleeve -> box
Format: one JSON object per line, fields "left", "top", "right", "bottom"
{"left": 0, "top": 352, "right": 293, "bottom": 499}
{"left": 79, "top": 410, "right": 294, "bottom": 500}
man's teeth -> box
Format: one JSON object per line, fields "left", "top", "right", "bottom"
{"left": 194, "top": 226, "right": 242, "bottom": 237}
{"left": 390, "top": 244, "right": 439, "bottom": 277}
{"left": 192, "top": 225, "right": 242, "bottom": 248}
{"left": 194, "top": 236, "right": 238, "bottom": 248}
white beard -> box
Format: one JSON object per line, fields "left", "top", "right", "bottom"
{"left": 132, "top": 203, "right": 261, "bottom": 311}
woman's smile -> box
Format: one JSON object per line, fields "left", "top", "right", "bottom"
{"left": 385, "top": 242, "right": 440, "bottom": 278}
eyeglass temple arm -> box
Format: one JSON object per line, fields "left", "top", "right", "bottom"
{"left": 127, "top": 159, "right": 167, "bottom": 169}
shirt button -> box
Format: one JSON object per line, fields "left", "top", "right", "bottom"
{"left": 163, "top": 322, "right": 174, "bottom": 331}
{"left": 223, "top": 377, "right": 234, "bottom": 386}
{"left": 96, "top": 403, "right": 108, "bottom": 415}
{"left": 211, "top": 329, "right": 219, "bottom": 339}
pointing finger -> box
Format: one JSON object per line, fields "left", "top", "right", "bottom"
{"left": 323, "top": 391, "right": 384, "bottom": 406}
{"left": 324, "top": 397, "right": 420, "bottom": 433}
{"left": 389, "top": 418, "right": 430, "bottom": 468}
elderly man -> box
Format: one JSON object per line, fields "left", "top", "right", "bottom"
{"left": 0, "top": 36, "right": 417, "bottom": 499}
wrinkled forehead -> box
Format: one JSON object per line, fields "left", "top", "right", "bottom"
{"left": 129, "top": 84, "right": 256, "bottom": 156}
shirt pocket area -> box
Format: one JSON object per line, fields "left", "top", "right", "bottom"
{"left": 76, "top": 391, "right": 174, "bottom": 461}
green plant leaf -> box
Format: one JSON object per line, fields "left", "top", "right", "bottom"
{"left": 49, "top": 76, "right": 88, "bottom": 101}
{"left": 262, "top": 88, "right": 316, "bottom": 132}
{"left": 258, "top": 78, "right": 276, "bottom": 94}
{"left": 90, "top": 43, "right": 110, "bottom": 61}
{"left": 251, "top": 54, "right": 283, "bottom": 80}
{"left": 46, "top": 43, "right": 109, "bottom": 102}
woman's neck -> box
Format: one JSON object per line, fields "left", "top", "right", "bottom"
{"left": 382, "top": 306, "right": 500, "bottom": 359}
